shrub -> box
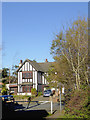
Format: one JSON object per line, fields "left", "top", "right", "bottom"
{"left": 1, "top": 88, "right": 8, "bottom": 95}
{"left": 64, "top": 87, "right": 89, "bottom": 118}
{"left": 38, "top": 92, "right": 43, "bottom": 96}
{"left": 31, "top": 88, "right": 37, "bottom": 96}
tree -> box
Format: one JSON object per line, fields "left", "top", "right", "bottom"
{"left": 2, "top": 68, "right": 9, "bottom": 84}
{"left": 51, "top": 17, "right": 88, "bottom": 90}
{"left": 45, "top": 67, "right": 58, "bottom": 88}
{"left": 12, "top": 65, "right": 19, "bottom": 83}
{"left": 1, "top": 88, "right": 8, "bottom": 95}
{"left": 2, "top": 68, "right": 9, "bottom": 78}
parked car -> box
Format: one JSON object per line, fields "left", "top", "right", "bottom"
{"left": 43, "top": 89, "right": 52, "bottom": 97}
{"left": 0, "top": 95, "right": 14, "bottom": 102}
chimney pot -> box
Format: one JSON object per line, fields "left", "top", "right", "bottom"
{"left": 45, "top": 59, "right": 48, "bottom": 62}
{"left": 19, "top": 60, "right": 23, "bottom": 67}
{"left": 20, "top": 60, "right": 22, "bottom": 63}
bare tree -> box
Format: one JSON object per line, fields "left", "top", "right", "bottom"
{"left": 51, "top": 17, "right": 88, "bottom": 90}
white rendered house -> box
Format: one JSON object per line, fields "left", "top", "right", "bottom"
{"left": 17, "top": 59, "right": 54, "bottom": 95}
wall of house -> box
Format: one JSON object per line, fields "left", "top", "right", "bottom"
{"left": 17, "top": 60, "right": 48, "bottom": 95}
{"left": 38, "top": 72, "right": 47, "bottom": 85}
{"left": 37, "top": 72, "right": 47, "bottom": 92}
{"left": 18, "top": 61, "right": 38, "bottom": 94}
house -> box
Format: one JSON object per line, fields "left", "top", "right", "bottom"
{"left": 17, "top": 59, "right": 54, "bottom": 95}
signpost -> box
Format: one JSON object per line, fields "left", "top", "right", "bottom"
{"left": 60, "top": 87, "right": 62, "bottom": 112}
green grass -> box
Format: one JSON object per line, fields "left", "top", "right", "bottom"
{"left": 13, "top": 95, "right": 30, "bottom": 100}
{"left": 47, "top": 113, "right": 52, "bottom": 117}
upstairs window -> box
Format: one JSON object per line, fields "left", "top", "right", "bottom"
{"left": 22, "top": 71, "right": 33, "bottom": 79}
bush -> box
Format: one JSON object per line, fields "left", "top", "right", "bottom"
{"left": 64, "top": 86, "right": 89, "bottom": 118}
{"left": 31, "top": 88, "right": 37, "bottom": 96}
{"left": 1, "top": 88, "right": 8, "bottom": 95}
{"left": 38, "top": 92, "right": 42, "bottom": 96}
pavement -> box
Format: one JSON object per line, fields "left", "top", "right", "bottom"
{"left": 45, "top": 110, "right": 65, "bottom": 119}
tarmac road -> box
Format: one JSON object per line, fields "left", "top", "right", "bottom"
{"left": 2, "top": 96, "right": 64, "bottom": 120}
{"left": 15, "top": 95, "right": 64, "bottom": 113}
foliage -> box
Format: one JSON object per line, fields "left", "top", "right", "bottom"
{"left": 2, "top": 68, "right": 9, "bottom": 78}
{"left": 48, "top": 17, "right": 89, "bottom": 119}
{"left": 50, "top": 17, "right": 88, "bottom": 90}
{"left": 1, "top": 68, "right": 10, "bottom": 84}
{"left": 33, "top": 59, "right": 37, "bottom": 62}
{"left": 1, "top": 88, "right": 8, "bottom": 95}
{"left": 64, "top": 87, "right": 90, "bottom": 118}
{"left": 12, "top": 65, "right": 19, "bottom": 83}
{"left": 31, "top": 88, "right": 37, "bottom": 96}
{"left": 12, "top": 65, "right": 19, "bottom": 76}
{"left": 45, "top": 66, "right": 58, "bottom": 88}
{"left": 38, "top": 92, "right": 43, "bottom": 96}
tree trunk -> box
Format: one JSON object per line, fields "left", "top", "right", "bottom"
{"left": 75, "top": 71, "right": 79, "bottom": 91}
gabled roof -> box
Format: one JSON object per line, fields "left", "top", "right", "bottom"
{"left": 17, "top": 59, "right": 55, "bottom": 72}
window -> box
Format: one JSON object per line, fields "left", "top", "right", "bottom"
{"left": 22, "top": 86, "right": 32, "bottom": 92}
{"left": 26, "top": 87, "right": 27, "bottom": 92}
{"left": 10, "top": 88, "right": 14, "bottom": 91}
{"left": 22, "top": 71, "right": 33, "bottom": 79}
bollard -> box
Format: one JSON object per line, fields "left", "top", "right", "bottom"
{"left": 51, "top": 98, "right": 53, "bottom": 114}
{"left": 60, "top": 89, "right": 62, "bottom": 112}
{"left": 50, "top": 94, "right": 53, "bottom": 114}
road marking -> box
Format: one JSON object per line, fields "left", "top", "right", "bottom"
{"left": 39, "top": 101, "right": 50, "bottom": 105}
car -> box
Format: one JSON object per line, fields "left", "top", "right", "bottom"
{"left": 43, "top": 89, "right": 52, "bottom": 97}
{"left": 0, "top": 95, "right": 14, "bottom": 103}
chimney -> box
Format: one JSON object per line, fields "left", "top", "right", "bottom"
{"left": 45, "top": 59, "right": 48, "bottom": 62}
{"left": 19, "top": 60, "right": 23, "bottom": 67}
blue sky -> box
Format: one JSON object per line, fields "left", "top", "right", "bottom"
{"left": 2, "top": 2, "right": 88, "bottom": 69}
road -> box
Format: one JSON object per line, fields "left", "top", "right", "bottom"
{"left": 14, "top": 95, "right": 64, "bottom": 113}
{"left": 2, "top": 96, "right": 65, "bottom": 119}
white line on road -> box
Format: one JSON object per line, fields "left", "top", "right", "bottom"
{"left": 39, "top": 101, "right": 50, "bottom": 105}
